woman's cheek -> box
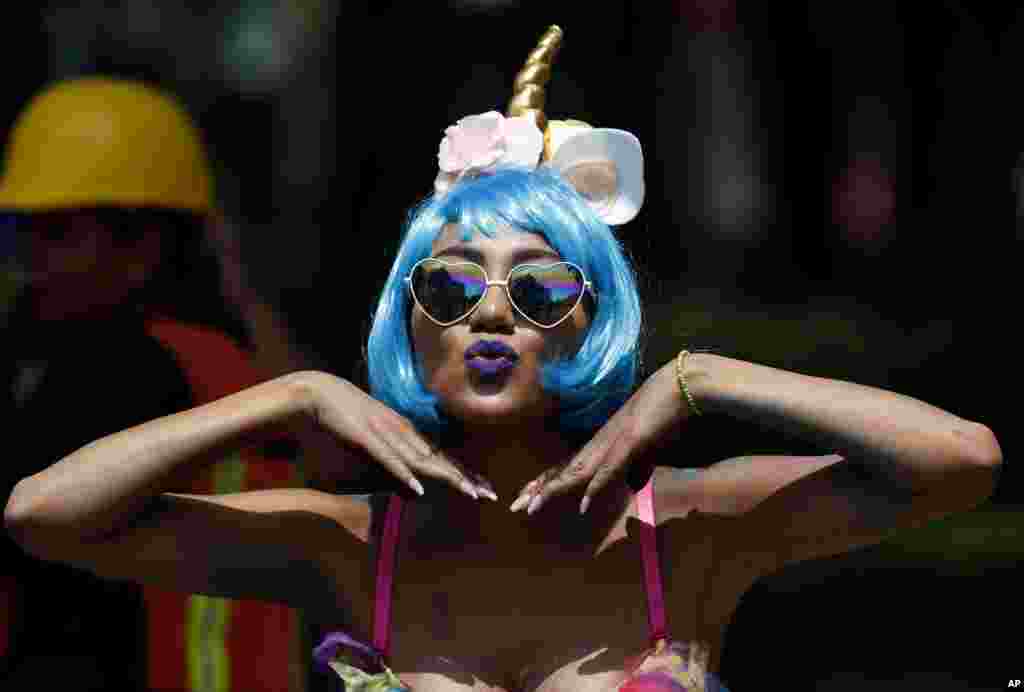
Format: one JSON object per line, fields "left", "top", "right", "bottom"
{"left": 418, "top": 350, "right": 460, "bottom": 398}
{"left": 428, "top": 358, "right": 464, "bottom": 401}
{"left": 541, "top": 327, "right": 583, "bottom": 361}
{"left": 541, "top": 308, "right": 590, "bottom": 361}
{"left": 410, "top": 315, "right": 447, "bottom": 378}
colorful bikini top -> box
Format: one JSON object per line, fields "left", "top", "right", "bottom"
{"left": 313, "top": 481, "right": 727, "bottom": 692}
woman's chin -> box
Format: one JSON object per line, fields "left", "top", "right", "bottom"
{"left": 442, "top": 388, "right": 554, "bottom": 428}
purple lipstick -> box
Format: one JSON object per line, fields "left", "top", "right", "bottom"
{"left": 465, "top": 339, "right": 519, "bottom": 376}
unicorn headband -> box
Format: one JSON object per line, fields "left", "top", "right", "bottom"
{"left": 434, "top": 25, "right": 645, "bottom": 226}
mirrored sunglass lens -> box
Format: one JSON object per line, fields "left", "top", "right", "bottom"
{"left": 509, "top": 264, "right": 585, "bottom": 326}
{"left": 411, "top": 261, "right": 487, "bottom": 323}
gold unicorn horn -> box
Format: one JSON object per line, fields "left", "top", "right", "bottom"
{"left": 507, "top": 25, "right": 563, "bottom": 135}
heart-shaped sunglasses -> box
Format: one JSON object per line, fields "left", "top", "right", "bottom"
{"left": 405, "top": 257, "right": 594, "bottom": 329}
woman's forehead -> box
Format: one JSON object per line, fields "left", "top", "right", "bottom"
{"left": 431, "top": 222, "right": 556, "bottom": 257}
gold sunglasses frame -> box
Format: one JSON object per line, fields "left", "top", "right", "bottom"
{"left": 404, "top": 257, "right": 594, "bottom": 329}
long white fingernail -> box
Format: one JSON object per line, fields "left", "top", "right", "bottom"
{"left": 579, "top": 496, "right": 591, "bottom": 515}
{"left": 481, "top": 488, "right": 499, "bottom": 501}
{"left": 461, "top": 481, "right": 479, "bottom": 499}
{"left": 526, "top": 495, "right": 543, "bottom": 515}
{"left": 409, "top": 478, "right": 425, "bottom": 496}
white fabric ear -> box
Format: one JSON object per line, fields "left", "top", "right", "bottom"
{"left": 549, "top": 129, "right": 644, "bottom": 226}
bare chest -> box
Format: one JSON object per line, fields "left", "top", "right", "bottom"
{"left": 326, "top": 502, "right": 754, "bottom": 683}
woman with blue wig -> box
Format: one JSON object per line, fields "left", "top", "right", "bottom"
{"left": 5, "top": 27, "right": 1002, "bottom": 692}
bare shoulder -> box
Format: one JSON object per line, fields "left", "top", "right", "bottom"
{"left": 645, "top": 465, "right": 766, "bottom": 628}
{"left": 654, "top": 453, "right": 987, "bottom": 575}
{"left": 24, "top": 487, "right": 374, "bottom": 610}
{"left": 647, "top": 465, "right": 706, "bottom": 521}
{"left": 645, "top": 464, "right": 751, "bottom": 546}
{"left": 649, "top": 456, "right": 849, "bottom": 520}
{"left": 271, "top": 487, "right": 374, "bottom": 543}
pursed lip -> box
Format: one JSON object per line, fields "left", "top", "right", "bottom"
{"left": 464, "top": 339, "right": 519, "bottom": 375}
{"left": 464, "top": 339, "right": 519, "bottom": 361}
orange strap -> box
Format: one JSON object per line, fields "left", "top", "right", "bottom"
{"left": 144, "top": 317, "right": 301, "bottom": 692}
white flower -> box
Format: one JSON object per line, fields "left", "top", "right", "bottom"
{"left": 436, "top": 111, "right": 543, "bottom": 185}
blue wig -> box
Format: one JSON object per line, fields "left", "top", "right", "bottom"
{"left": 366, "top": 166, "right": 643, "bottom": 437}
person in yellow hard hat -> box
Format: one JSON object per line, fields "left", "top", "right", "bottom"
{"left": 0, "top": 77, "right": 307, "bottom": 692}
{"left": 0, "top": 76, "right": 237, "bottom": 329}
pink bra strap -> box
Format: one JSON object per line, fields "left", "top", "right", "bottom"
{"left": 636, "top": 480, "right": 668, "bottom": 644}
{"left": 372, "top": 493, "right": 405, "bottom": 657}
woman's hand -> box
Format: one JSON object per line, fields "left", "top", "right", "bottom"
{"left": 509, "top": 358, "right": 696, "bottom": 515}
{"left": 303, "top": 372, "right": 495, "bottom": 500}
{"left": 509, "top": 346, "right": 1002, "bottom": 523}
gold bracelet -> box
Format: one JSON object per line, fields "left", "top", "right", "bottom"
{"left": 675, "top": 349, "right": 702, "bottom": 416}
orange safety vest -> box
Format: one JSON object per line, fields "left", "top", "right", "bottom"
{"left": 144, "top": 317, "right": 304, "bottom": 692}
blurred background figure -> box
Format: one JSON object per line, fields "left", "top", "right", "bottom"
{"left": 0, "top": 77, "right": 306, "bottom": 691}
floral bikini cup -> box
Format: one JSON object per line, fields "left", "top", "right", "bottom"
{"left": 313, "top": 484, "right": 729, "bottom": 692}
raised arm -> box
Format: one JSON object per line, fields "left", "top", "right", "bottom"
{"left": 5, "top": 372, "right": 323, "bottom": 539}
{"left": 4, "top": 371, "right": 488, "bottom": 605}
{"left": 3, "top": 372, "right": 328, "bottom": 605}
{"left": 684, "top": 353, "right": 1002, "bottom": 567}
{"left": 688, "top": 353, "right": 1001, "bottom": 487}
{"left": 512, "top": 353, "right": 1001, "bottom": 568}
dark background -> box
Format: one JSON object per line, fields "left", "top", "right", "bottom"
{"left": 1, "top": 1, "right": 1019, "bottom": 689}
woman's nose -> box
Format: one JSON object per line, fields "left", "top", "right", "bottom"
{"left": 469, "top": 283, "right": 516, "bottom": 332}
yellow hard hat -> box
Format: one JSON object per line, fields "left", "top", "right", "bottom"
{"left": 0, "top": 76, "right": 214, "bottom": 213}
